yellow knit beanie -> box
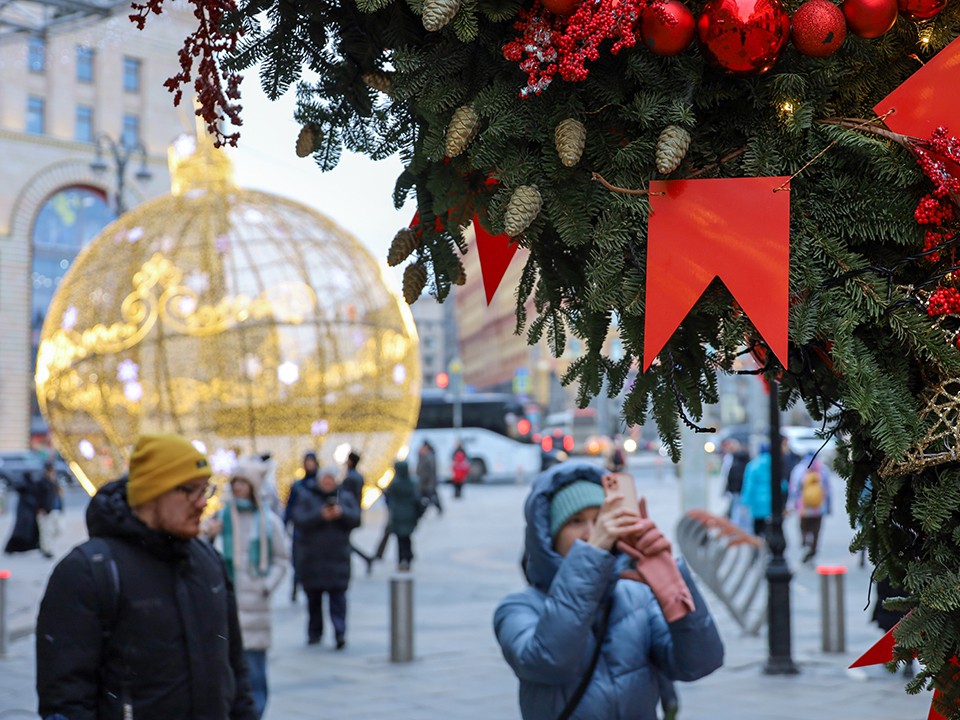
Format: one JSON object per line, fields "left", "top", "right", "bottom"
{"left": 127, "top": 434, "right": 212, "bottom": 507}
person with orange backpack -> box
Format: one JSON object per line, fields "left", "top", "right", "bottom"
{"left": 787, "top": 453, "right": 832, "bottom": 564}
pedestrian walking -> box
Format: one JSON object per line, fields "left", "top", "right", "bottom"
{"left": 37, "top": 461, "right": 64, "bottom": 558}
{"left": 4, "top": 471, "right": 44, "bottom": 555}
{"left": 284, "top": 450, "right": 319, "bottom": 602}
{"left": 383, "top": 460, "right": 421, "bottom": 571}
{"left": 494, "top": 462, "right": 724, "bottom": 720}
{"left": 451, "top": 442, "right": 469, "bottom": 499}
{"left": 720, "top": 439, "right": 750, "bottom": 530}
{"left": 416, "top": 441, "right": 442, "bottom": 515}
{"left": 787, "top": 453, "right": 831, "bottom": 563}
{"left": 289, "top": 465, "right": 361, "bottom": 649}
{"left": 36, "top": 433, "right": 256, "bottom": 720}
{"left": 343, "top": 450, "right": 375, "bottom": 572}
{"left": 740, "top": 441, "right": 789, "bottom": 538}
{"left": 203, "top": 456, "right": 290, "bottom": 719}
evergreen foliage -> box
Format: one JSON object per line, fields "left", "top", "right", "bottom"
{"left": 167, "top": 0, "right": 960, "bottom": 709}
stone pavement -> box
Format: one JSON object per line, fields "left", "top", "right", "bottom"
{"left": 0, "top": 458, "right": 931, "bottom": 719}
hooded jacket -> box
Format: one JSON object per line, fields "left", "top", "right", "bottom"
{"left": 36, "top": 479, "right": 256, "bottom": 720}
{"left": 493, "top": 462, "right": 724, "bottom": 720}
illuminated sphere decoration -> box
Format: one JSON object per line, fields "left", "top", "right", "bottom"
{"left": 35, "top": 134, "right": 421, "bottom": 503}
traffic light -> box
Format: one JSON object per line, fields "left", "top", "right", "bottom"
{"left": 435, "top": 372, "right": 449, "bottom": 389}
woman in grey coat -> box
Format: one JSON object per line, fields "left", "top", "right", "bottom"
{"left": 494, "top": 462, "right": 723, "bottom": 720}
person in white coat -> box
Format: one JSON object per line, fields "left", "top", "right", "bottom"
{"left": 204, "top": 456, "right": 289, "bottom": 719}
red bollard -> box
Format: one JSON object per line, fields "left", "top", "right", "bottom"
{"left": 817, "top": 565, "right": 847, "bottom": 652}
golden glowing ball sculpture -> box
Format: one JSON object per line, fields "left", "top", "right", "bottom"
{"left": 35, "top": 134, "right": 421, "bottom": 501}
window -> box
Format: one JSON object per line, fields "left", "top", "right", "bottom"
{"left": 75, "top": 105, "right": 93, "bottom": 143}
{"left": 121, "top": 114, "right": 140, "bottom": 148}
{"left": 26, "top": 96, "right": 44, "bottom": 135}
{"left": 76, "top": 46, "right": 94, "bottom": 83}
{"left": 28, "top": 36, "right": 45, "bottom": 73}
{"left": 123, "top": 57, "right": 141, "bottom": 93}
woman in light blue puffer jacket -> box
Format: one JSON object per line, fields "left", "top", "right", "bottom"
{"left": 494, "top": 462, "right": 724, "bottom": 720}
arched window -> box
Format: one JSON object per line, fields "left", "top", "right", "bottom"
{"left": 31, "top": 186, "right": 114, "bottom": 433}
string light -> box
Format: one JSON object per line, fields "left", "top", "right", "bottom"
{"left": 36, "top": 130, "right": 421, "bottom": 507}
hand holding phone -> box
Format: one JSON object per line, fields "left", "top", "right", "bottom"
{"left": 601, "top": 473, "right": 638, "bottom": 513}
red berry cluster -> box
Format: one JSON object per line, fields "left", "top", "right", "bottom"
{"left": 927, "top": 286, "right": 960, "bottom": 316}
{"left": 910, "top": 128, "right": 960, "bottom": 264}
{"left": 503, "top": 0, "right": 647, "bottom": 96}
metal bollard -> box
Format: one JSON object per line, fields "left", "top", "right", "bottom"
{"left": 0, "top": 570, "right": 9, "bottom": 657}
{"left": 817, "top": 565, "right": 847, "bottom": 653}
{"left": 390, "top": 575, "right": 414, "bottom": 662}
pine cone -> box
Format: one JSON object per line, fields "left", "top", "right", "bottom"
{"left": 655, "top": 125, "right": 692, "bottom": 175}
{"left": 388, "top": 228, "right": 420, "bottom": 267}
{"left": 295, "top": 124, "right": 321, "bottom": 158}
{"left": 504, "top": 185, "right": 543, "bottom": 237}
{"left": 403, "top": 263, "right": 428, "bottom": 304}
{"left": 555, "top": 118, "right": 586, "bottom": 167}
{"left": 452, "top": 257, "right": 467, "bottom": 286}
{"left": 444, "top": 105, "right": 479, "bottom": 158}
{"left": 362, "top": 71, "right": 394, "bottom": 95}
{"left": 422, "top": 0, "right": 461, "bottom": 31}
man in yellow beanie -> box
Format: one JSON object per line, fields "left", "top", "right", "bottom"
{"left": 36, "top": 433, "right": 257, "bottom": 720}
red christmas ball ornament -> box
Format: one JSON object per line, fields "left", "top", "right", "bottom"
{"left": 792, "top": 0, "right": 847, "bottom": 56}
{"left": 641, "top": 0, "right": 697, "bottom": 56}
{"left": 841, "top": 0, "right": 898, "bottom": 37}
{"left": 897, "top": 0, "right": 946, "bottom": 20}
{"left": 697, "top": 0, "right": 791, "bottom": 75}
{"left": 542, "top": 0, "right": 581, "bottom": 16}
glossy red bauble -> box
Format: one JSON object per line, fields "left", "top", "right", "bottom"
{"left": 841, "top": 0, "right": 898, "bottom": 37}
{"left": 897, "top": 0, "right": 946, "bottom": 20}
{"left": 792, "top": 0, "right": 847, "bottom": 56}
{"left": 641, "top": 0, "right": 697, "bottom": 56}
{"left": 542, "top": 0, "right": 581, "bottom": 16}
{"left": 696, "top": 0, "right": 791, "bottom": 75}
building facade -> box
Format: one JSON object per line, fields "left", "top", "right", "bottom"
{"left": 409, "top": 291, "right": 458, "bottom": 390}
{"left": 0, "top": 6, "right": 196, "bottom": 450}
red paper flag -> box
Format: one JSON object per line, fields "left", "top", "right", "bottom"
{"left": 850, "top": 624, "right": 897, "bottom": 668}
{"left": 643, "top": 177, "right": 791, "bottom": 371}
{"left": 473, "top": 214, "right": 519, "bottom": 305}
{"left": 876, "top": 36, "right": 960, "bottom": 138}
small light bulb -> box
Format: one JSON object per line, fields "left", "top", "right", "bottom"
{"left": 781, "top": 101, "right": 795, "bottom": 115}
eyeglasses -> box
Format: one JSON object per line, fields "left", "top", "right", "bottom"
{"left": 174, "top": 483, "right": 216, "bottom": 502}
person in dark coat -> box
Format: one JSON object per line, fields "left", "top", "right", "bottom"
{"left": 284, "top": 450, "right": 318, "bottom": 602}
{"left": 416, "top": 441, "right": 441, "bottom": 515}
{"left": 343, "top": 450, "right": 374, "bottom": 573}
{"left": 383, "top": 460, "right": 421, "bottom": 571}
{"left": 290, "top": 465, "right": 361, "bottom": 649}
{"left": 4, "top": 472, "right": 44, "bottom": 555}
{"left": 35, "top": 433, "right": 256, "bottom": 720}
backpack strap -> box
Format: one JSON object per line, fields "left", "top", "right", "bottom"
{"left": 556, "top": 597, "right": 614, "bottom": 720}
{"left": 78, "top": 537, "right": 120, "bottom": 642}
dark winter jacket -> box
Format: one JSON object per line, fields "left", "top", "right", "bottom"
{"left": 416, "top": 447, "right": 438, "bottom": 494}
{"left": 342, "top": 468, "right": 365, "bottom": 521}
{"left": 36, "top": 479, "right": 256, "bottom": 720}
{"left": 724, "top": 451, "right": 750, "bottom": 495}
{"left": 384, "top": 463, "right": 420, "bottom": 537}
{"left": 494, "top": 462, "right": 724, "bottom": 720}
{"left": 290, "top": 479, "right": 360, "bottom": 591}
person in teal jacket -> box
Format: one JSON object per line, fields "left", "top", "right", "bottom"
{"left": 494, "top": 462, "right": 723, "bottom": 720}
{"left": 740, "top": 442, "right": 790, "bottom": 538}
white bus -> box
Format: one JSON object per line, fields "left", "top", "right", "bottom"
{"left": 409, "top": 390, "right": 542, "bottom": 483}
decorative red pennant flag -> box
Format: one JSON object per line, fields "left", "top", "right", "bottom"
{"left": 473, "top": 214, "right": 519, "bottom": 305}
{"left": 643, "top": 177, "right": 791, "bottom": 371}
{"left": 849, "top": 617, "right": 949, "bottom": 720}
{"left": 876, "top": 36, "right": 960, "bottom": 138}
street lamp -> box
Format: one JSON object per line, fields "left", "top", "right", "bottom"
{"left": 89, "top": 133, "right": 152, "bottom": 215}
{"left": 448, "top": 357, "right": 463, "bottom": 432}
{"left": 764, "top": 377, "right": 799, "bottom": 675}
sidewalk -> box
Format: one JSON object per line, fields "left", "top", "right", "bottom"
{"left": 0, "top": 463, "right": 930, "bottom": 719}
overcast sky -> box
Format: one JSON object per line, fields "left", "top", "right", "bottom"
{"left": 228, "top": 73, "right": 414, "bottom": 285}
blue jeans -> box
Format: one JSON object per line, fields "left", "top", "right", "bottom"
{"left": 244, "top": 649, "right": 268, "bottom": 719}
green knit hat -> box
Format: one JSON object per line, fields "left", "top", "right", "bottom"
{"left": 549, "top": 480, "right": 606, "bottom": 539}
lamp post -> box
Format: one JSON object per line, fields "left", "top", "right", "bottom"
{"left": 89, "top": 133, "right": 152, "bottom": 215}
{"left": 764, "top": 377, "right": 799, "bottom": 675}
{"left": 448, "top": 357, "right": 463, "bottom": 433}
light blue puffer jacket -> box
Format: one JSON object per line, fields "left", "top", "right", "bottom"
{"left": 494, "top": 462, "right": 724, "bottom": 720}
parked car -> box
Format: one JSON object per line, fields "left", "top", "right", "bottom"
{"left": 781, "top": 425, "right": 837, "bottom": 465}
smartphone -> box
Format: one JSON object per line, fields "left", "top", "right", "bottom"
{"left": 325, "top": 496, "right": 338, "bottom": 507}
{"left": 601, "top": 472, "right": 638, "bottom": 513}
